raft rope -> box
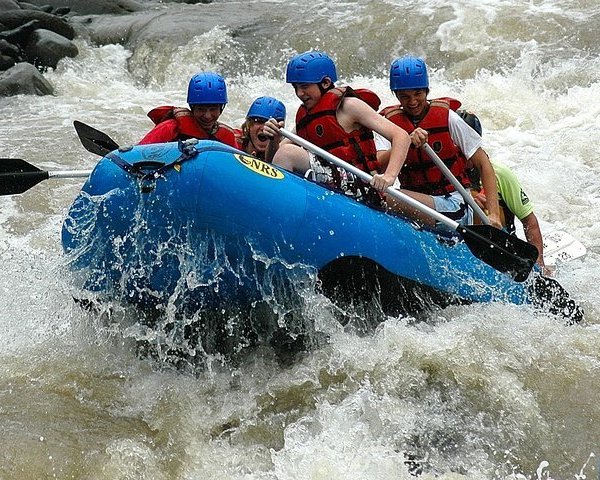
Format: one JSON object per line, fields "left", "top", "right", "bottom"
{"left": 106, "top": 139, "right": 242, "bottom": 192}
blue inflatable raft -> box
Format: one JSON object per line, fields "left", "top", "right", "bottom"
{"left": 60, "top": 139, "right": 581, "bottom": 321}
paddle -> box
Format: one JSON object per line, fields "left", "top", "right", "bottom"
{"left": 73, "top": 120, "right": 120, "bottom": 157}
{"left": 0, "top": 158, "right": 92, "bottom": 196}
{"left": 421, "top": 144, "right": 490, "bottom": 225}
{"left": 0, "top": 121, "right": 117, "bottom": 196}
{"left": 279, "top": 128, "right": 538, "bottom": 282}
{"left": 543, "top": 229, "right": 587, "bottom": 266}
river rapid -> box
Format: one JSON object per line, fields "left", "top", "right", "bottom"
{"left": 1, "top": 0, "right": 600, "bottom": 478}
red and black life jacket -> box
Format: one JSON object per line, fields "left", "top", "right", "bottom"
{"left": 380, "top": 99, "right": 471, "bottom": 195}
{"left": 295, "top": 87, "right": 380, "bottom": 174}
{"left": 139, "top": 106, "right": 238, "bottom": 148}
{"left": 233, "top": 127, "right": 243, "bottom": 144}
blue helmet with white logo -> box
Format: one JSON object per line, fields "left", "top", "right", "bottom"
{"left": 187, "top": 72, "right": 228, "bottom": 105}
{"left": 389, "top": 56, "right": 429, "bottom": 91}
{"left": 286, "top": 51, "right": 338, "bottom": 84}
{"left": 247, "top": 96, "right": 286, "bottom": 121}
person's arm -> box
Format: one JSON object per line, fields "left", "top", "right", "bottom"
{"left": 264, "top": 132, "right": 282, "bottom": 163}
{"left": 470, "top": 149, "right": 502, "bottom": 229}
{"left": 448, "top": 110, "right": 502, "bottom": 229}
{"left": 493, "top": 162, "right": 546, "bottom": 269}
{"left": 521, "top": 212, "right": 545, "bottom": 268}
{"left": 342, "top": 97, "right": 410, "bottom": 191}
{"left": 262, "top": 119, "right": 293, "bottom": 164}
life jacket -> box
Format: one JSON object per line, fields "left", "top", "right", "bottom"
{"left": 143, "top": 106, "right": 238, "bottom": 148}
{"left": 233, "top": 127, "right": 243, "bottom": 141}
{"left": 295, "top": 86, "right": 380, "bottom": 174}
{"left": 380, "top": 99, "right": 471, "bottom": 196}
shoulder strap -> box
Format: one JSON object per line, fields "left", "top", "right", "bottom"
{"left": 147, "top": 106, "right": 177, "bottom": 125}
{"left": 380, "top": 105, "right": 402, "bottom": 119}
{"left": 431, "top": 97, "right": 461, "bottom": 111}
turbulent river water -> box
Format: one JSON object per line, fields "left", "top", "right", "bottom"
{"left": 1, "top": 0, "right": 600, "bottom": 478}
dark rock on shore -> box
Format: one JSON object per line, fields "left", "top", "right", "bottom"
{"left": 0, "top": 0, "right": 251, "bottom": 96}
{"left": 0, "top": 37, "right": 21, "bottom": 68}
{"left": 71, "top": 3, "right": 265, "bottom": 51}
{"left": 0, "top": 9, "right": 74, "bottom": 38}
{"left": 0, "top": 61, "right": 53, "bottom": 95}
{"left": 0, "top": 0, "right": 19, "bottom": 11}
{"left": 16, "top": 0, "right": 145, "bottom": 15}
{"left": 0, "top": 3, "right": 79, "bottom": 95}
{"left": 25, "top": 27, "right": 77, "bottom": 68}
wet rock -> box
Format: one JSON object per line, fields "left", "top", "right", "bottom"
{"left": 0, "top": 9, "right": 75, "bottom": 39}
{"left": 0, "top": 61, "right": 53, "bottom": 95}
{"left": 0, "top": 0, "right": 81, "bottom": 96}
{"left": 0, "top": 38, "right": 21, "bottom": 58}
{"left": 24, "top": 27, "right": 77, "bottom": 68}
{"left": 164, "top": 0, "right": 213, "bottom": 3}
{"left": 17, "top": 0, "right": 144, "bottom": 15}
{"left": 0, "top": 53, "right": 14, "bottom": 68}
{"left": 52, "top": 6, "right": 70, "bottom": 16}
{"left": 0, "top": 18, "right": 39, "bottom": 44}
{"left": 72, "top": 3, "right": 265, "bottom": 49}
{"left": 18, "top": 3, "right": 54, "bottom": 13}
{"left": 0, "top": 0, "right": 20, "bottom": 12}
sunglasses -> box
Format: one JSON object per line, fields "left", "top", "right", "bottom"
{"left": 249, "top": 117, "right": 267, "bottom": 124}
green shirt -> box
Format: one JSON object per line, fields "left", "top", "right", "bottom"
{"left": 493, "top": 161, "right": 534, "bottom": 220}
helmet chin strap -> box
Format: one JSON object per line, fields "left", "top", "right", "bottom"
{"left": 249, "top": 137, "right": 258, "bottom": 152}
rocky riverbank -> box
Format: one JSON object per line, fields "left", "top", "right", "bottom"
{"left": 0, "top": 0, "right": 235, "bottom": 96}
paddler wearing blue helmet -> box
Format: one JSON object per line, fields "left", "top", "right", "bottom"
{"left": 237, "top": 96, "right": 287, "bottom": 161}
{"left": 139, "top": 71, "right": 238, "bottom": 148}
{"left": 376, "top": 55, "right": 503, "bottom": 229}
{"left": 262, "top": 50, "right": 411, "bottom": 207}
{"left": 458, "top": 109, "right": 547, "bottom": 271}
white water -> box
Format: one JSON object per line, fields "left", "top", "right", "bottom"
{"left": 1, "top": 0, "right": 599, "bottom": 478}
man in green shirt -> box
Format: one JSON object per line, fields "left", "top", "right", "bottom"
{"left": 458, "top": 110, "right": 547, "bottom": 273}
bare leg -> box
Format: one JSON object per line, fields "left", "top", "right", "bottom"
{"left": 272, "top": 144, "right": 312, "bottom": 174}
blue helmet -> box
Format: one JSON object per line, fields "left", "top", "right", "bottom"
{"left": 247, "top": 96, "right": 286, "bottom": 121}
{"left": 187, "top": 72, "right": 228, "bottom": 105}
{"left": 389, "top": 56, "right": 429, "bottom": 91}
{"left": 286, "top": 51, "right": 338, "bottom": 84}
{"left": 457, "top": 109, "right": 483, "bottom": 136}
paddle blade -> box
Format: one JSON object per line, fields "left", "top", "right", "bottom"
{"left": 0, "top": 158, "right": 41, "bottom": 174}
{"left": 74, "top": 120, "right": 120, "bottom": 156}
{"left": 0, "top": 158, "right": 49, "bottom": 195}
{"left": 543, "top": 229, "right": 587, "bottom": 265}
{"left": 458, "top": 224, "right": 538, "bottom": 282}
{"left": 529, "top": 275, "right": 584, "bottom": 324}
